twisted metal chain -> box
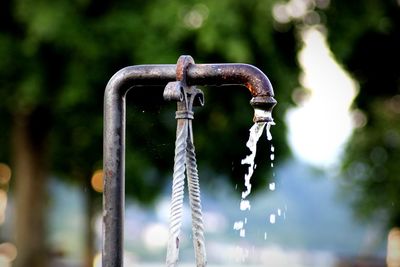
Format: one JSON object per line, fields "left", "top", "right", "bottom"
{"left": 164, "top": 61, "right": 207, "bottom": 266}
{"left": 186, "top": 120, "right": 207, "bottom": 267}
{"left": 166, "top": 119, "right": 188, "bottom": 267}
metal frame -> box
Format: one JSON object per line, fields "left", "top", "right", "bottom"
{"left": 103, "top": 57, "right": 276, "bottom": 267}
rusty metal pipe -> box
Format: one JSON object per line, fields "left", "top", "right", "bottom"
{"left": 103, "top": 60, "right": 276, "bottom": 267}
{"left": 187, "top": 63, "right": 272, "bottom": 95}
{"left": 104, "top": 63, "right": 275, "bottom": 98}
{"left": 186, "top": 63, "right": 276, "bottom": 123}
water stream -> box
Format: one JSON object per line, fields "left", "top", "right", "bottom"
{"left": 240, "top": 122, "right": 268, "bottom": 201}
{"left": 233, "top": 119, "right": 276, "bottom": 240}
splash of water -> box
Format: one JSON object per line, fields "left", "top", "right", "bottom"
{"left": 240, "top": 199, "right": 251, "bottom": 211}
{"left": 239, "top": 229, "right": 246, "bottom": 237}
{"left": 233, "top": 220, "right": 247, "bottom": 238}
{"left": 269, "top": 182, "right": 276, "bottom": 191}
{"left": 266, "top": 122, "right": 274, "bottom": 141}
{"left": 234, "top": 120, "right": 276, "bottom": 238}
{"left": 241, "top": 122, "right": 268, "bottom": 200}
{"left": 269, "top": 214, "right": 276, "bottom": 224}
{"left": 240, "top": 120, "right": 275, "bottom": 202}
{"left": 233, "top": 221, "right": 244, "bottom": 230}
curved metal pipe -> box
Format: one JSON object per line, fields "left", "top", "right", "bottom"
{"left": 103, "top": 61, "right": 276, "bottom": 267}
{"left": 103, "top": 65, "right": 175, "bottom": 267}
{"left": 187, "top": 63, "right": 273, "bottom": 96}
{"left": 186, "top": 63, "right": 276, "bottom": 122}
{"left": 104, "top": 63, "right": 275, "bottom": 97}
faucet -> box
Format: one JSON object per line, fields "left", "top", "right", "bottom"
{"left": 185, "top": 62, "right": 277, "bottom": 122}
{"left": 103, "top": 55, "right": 276, "bottom": 267}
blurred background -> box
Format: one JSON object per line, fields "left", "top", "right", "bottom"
{"left": 0, "top": 0, "right": 400, "bottom": 266}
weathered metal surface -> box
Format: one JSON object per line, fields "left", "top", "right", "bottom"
{"left": 165, "top": 56, "right": 207, "bottom": 267}
{"left": 103, "top": 65, "right": 176, "bottom": 267}
{"left": 163, "top": 82, "right": 184, "bottom": 102}
{"left": 185, "top": 134, "right": 207, "bottom": 267}
{"left": 103, "top": 56, "right": 276, "bottom": 267}
{"left": 176, "top": 55, "right": 195, "bottom": 82}
{"left": 165, "top": 114, "right": 188, "bottom": 267}
{"left": 185, "top": 63, "right": 276, "bottom": 122}
{"left": 186, "top": 63, "right": 273, "bottom": 95}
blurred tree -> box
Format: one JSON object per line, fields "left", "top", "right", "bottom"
{"left": 0, "top": 0, "right": 299, "bottom": 266}
{"left": 320, "top": 0, "right": 400, "bottom": 228}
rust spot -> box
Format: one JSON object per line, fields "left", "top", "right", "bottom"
{"left": 245, "top": 82, "right": 256, "bottom": 96}
{"left": 176, "top": 60, "right": 184, "bottom": 81}
{"left": 176, "top": 55, "right": 194, "bottom": 82}
{"left": 106, "top": 169, "right": 114, "bottom": 178}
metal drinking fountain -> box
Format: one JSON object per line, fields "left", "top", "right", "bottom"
{"left": 103, "top": 55, "right": 276, "bottom": 267}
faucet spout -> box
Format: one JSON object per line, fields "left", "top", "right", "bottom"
{"left": 185, "top": 63, "right": 277, "bottom": 122}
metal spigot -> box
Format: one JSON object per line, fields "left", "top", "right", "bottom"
{"left": 250, "top": 96, "right": 277, "bottom": 123}
{"left": 103, "top": 55, "right": 277, "bottom": 267}
{"left": 183, "top": 62, "right": 277, "bottom": 123}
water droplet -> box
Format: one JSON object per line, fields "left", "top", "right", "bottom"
{"left": 266, "top": 122, "right": 274, "bottom": 140}
{"left": 271, "top": 163, "right": 274, "bottom": 168}
{"left": 240, "top": 228, "right": 246, "bottom": 237}
{"left": 277, "top": 208, "right": 282, "bottom": 216}
{"left": 264, "top": 232, "right": 268, "bottom": 240}
{"left": 233, "top": 221, "right": 244, "bottom": 230}
{"left": 270, "top": 154, "right": 275, "bottom": 161}
{"left": 244, "top": 217, "right": 248, "bottom": 224}
{"left": 271, "top": 145, "right": 275, "bottom": 152}
{"left": 269, "top": 182, "right": 276, "bottom": 191}
{"left": 269, "top": 214, "right": 276, "bottom": 224}
{"left": 240, "top": 199, "right": 251, "bottom": 211}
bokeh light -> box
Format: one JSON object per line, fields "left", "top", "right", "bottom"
{"left": 0, "top": 242, "right": 18, "bottom": 263}
{"left": 182, "top": 4, "right": 209, "bottom": 29}
{"left": 0, "top": 190, "right": 8, "bottom": 225}
{"left": 286, "top": 27, "right": 358, "bottom": 167}
{"left": 91, "top": 170, "right": 104, "bottom": 193}
{"left": 142, "top": 223, "right": 169, "bottom": 250}
{"left": 0, "top": 163, "right": 11, "bottom": 185}
{"left": 387, "top": 228, "right": 400, "bottom": 267}
{"left": 93, "top": 252, "right": 101, "bottom": 267}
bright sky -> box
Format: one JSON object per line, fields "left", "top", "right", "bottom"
{"left": 286, "top": 27, "right": 358, "bottom": 168}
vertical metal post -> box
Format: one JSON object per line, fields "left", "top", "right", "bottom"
{"left": 103, "top": 65, "right": 175, "bottom": 267}
{"left": 103, "top": 85, "right": 126, "bottom": 267}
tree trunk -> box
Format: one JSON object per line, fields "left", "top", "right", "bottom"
{"left": 12, "top": 110, "right": 50, "bottom": 267}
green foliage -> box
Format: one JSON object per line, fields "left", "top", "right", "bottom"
{"left": 0, "top": 0, "right": 299, "bottom": 204}
{"left": 341, "top": 99, "right": 400, "bottom": 226}
{"left": 321, "top": 0, "right": 400, "bottom": 227}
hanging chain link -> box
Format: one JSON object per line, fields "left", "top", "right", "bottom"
{"left": 164, "top": 56, "right": 207, "bottom": 267}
